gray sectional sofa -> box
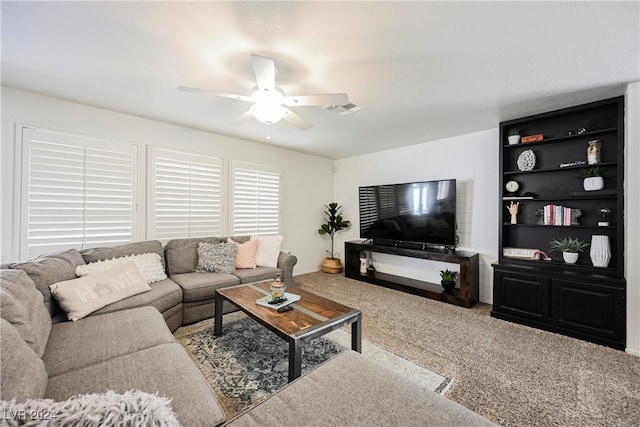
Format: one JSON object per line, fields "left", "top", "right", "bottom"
{"left": 1, "top": 237, "right": 496, "bottom": 426}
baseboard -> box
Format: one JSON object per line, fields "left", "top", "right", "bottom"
{"left": 625, "top": 347, "right": 640, "bottom": 357}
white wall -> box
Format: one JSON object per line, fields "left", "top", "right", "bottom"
{"left": 334, "top": 129, "right": 499, "bottom": 303}
{"left": 0, "top": 87, "right": 334, "bottom": 274}
{"left": 625, "top": 81, "right": 640, "bottom": 355}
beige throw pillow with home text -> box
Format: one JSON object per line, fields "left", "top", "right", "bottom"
{"left": 50, "top": 262, "right": 151, "bottom": 321}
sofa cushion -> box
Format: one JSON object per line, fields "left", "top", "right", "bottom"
{"left": 43, "top": 306, "right": 175, "bottom": 378}
{"left": 80, "top": 240, "right": 166, "bottom": 270}
{"left": 46, "top": 343, "right": 225, "bottom": 427}
{"left": 250, "top": 235, "right": 283, "bottom": 268}
{"left": 50, "top": 262, "right": 151, "bottom": 321}
{"left": 233, "top": 267, "right": 281, "bottom": 284}
{"left": 164, "top": 237, "right": 224, "bottom": 275}
{"left": 196, "top": 242, "right": 238, "bottom": 274}
{"left": 90, "top": 278, "right": 182, "bottom": 317}
{"left": 0, "top": 270, "right": 51, "bottom": 357}
{"left": 76, "top": 252, "right": 167, "bottom": 284}
{"left": 170, "top": 272, "right": 239, "bottom": 302}
{"left": 7, "top": 249, "right": 86, "bottom": 316}
{"left": 228, "top": 238, "right": 258, "bottom": 269}
{"left": 0, "top": 319, "right": 48, "bottom": 401}
{"left": 227, "top": 350, "right": 496, "bottom": 427}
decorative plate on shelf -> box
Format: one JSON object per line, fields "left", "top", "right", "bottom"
{"left": 517, "top": 149, "right": 536, "bottom": 171}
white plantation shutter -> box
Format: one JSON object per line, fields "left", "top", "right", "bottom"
{"left": 21, "top": 128, "right": 137, "bottom": 259}
{"left": 149, "top": 148, "right": 223, "bottom": 239}
{"left": 231, "top": 161, "right": 281, "bottom": 236}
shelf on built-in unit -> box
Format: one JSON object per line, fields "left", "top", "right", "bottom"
{"left": 499, "top": 257, "right": 621, "bottom": 279}
{"left": 504, "top": 161, "right": 617, "bottom": 175}
{"left": 503, "top": 223, "right": 616, "bottom": 229}
{"left": 502, "top": 128, "right": 617, "bottom": 148}
{"left": 502, "top": 194, "right": 617, "bottom": 201}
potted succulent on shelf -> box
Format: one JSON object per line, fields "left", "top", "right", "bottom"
{"left": 580, "top": 166, "right": 604, "bottom": 191}
{"left": 318, "top": 202, "right": 351, "bottom": 274}
{"left": 440, "top": 269, "right": 458, "bottom": 291}
{"left": 549, "top": 237, "right": 589, "bottom": 264}
{"left": 508, "top": 128, "right": 521, "bottom": 145}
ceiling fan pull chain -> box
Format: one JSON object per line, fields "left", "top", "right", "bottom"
{"left": 266, "top": 122, "right": 272, "bottom": 140}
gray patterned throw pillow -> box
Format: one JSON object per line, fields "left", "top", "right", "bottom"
{"left": 196, "top": 242, "right": 238, "bottom": 274}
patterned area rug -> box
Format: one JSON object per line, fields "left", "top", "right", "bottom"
{"left": 174, "top": 312, "right": 451, "bottom": 420}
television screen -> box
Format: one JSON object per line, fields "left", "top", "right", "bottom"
{"left": 359, "top": 179, "right": 457, "bottom": 248}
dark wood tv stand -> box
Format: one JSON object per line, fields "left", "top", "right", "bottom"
{"left": 344, "top": 241, "right": 479, "bottom": 308}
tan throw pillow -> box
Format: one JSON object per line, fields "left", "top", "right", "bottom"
{"left": 75, "top": 253, "right": 167, "bottom": 284}
{"left": 227, "top": 238, "right": 258, "bottom": 269}
{"left": 50, "top": 262, "right": 151, "bottom": 321}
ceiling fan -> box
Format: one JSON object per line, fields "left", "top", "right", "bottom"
{"left": 178, "top": 54, "right": 348, "bottom": 131}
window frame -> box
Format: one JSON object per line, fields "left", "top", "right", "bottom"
{"left": 18, "top": 125, "right": 142, "bottom": 259}
{"left": 229, "top": 160, "right": 282, "bottom": 236}
{"left": 147, "top": 147, "right": 226, "bottom": 241}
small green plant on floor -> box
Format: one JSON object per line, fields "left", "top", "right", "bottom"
{"left": 318, "top": 202, "right": 351, "bottom": 259}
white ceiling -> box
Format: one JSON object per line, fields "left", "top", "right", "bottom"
{"left": 2, "top": 1, "right": 639, "bottom": 159}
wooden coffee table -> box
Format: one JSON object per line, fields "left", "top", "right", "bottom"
{"left": 214, "top": 281, "right": 362, "bottom": 382}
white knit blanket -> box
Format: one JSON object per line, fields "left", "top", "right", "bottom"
{"left": 0, "top": 390, "right": 180, "bottom": 427}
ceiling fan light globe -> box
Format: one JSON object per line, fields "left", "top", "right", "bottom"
{"left": 251, "top": 88, "right": 284, "bottom": 105}
{"left": 250, "top": 103, "right": 284, "bottom": 124}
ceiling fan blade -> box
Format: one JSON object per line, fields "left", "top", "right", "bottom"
{"left": 177, "top": 86, "right": 253, "bottom": 103}
{"left": 283, "top": 93, "right": 348, "bottom": 107}
{"left": 282, "top": 107, "right": 313, "bottom": 130}
{"left": 233, "top": 109, "right": 254, "bottom": 125}
{"left": 250, "top": 54, "right": 276, "bottom": 92}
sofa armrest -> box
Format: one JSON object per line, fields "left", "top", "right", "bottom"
{"left": 277, "top": 252, "right": 297, "bottom": 282}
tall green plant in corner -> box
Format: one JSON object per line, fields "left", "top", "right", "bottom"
{"left": 318, "top": 203, "right": 350, "bottom": 273}
{"left": 318, "top": 203, "right": 351, "bottom": 258}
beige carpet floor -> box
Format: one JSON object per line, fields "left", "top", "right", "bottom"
{"left": 292, "top": 272, "right": 640, "bottom": 427}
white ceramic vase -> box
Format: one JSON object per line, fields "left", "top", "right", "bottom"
{"left": 590, "top": 235, "right": 611, "bottom": 268}
{"left": 360, "top": 258, "right": 368, "bottom": 274}
{"left": 562, "top": 252, "right": 579, "bottom": 264}
{"left": 583, "top": 176, "right": 604, "bottom": 191}
{"left": 508, "top": 135, "right": 520, "bottom": 145}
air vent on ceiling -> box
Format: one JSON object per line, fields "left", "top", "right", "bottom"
{"left": 323, "top": 102, "right": 366, "bottom": 116}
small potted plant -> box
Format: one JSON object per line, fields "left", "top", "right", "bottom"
{"left": 318, "top": 202, "right": 351, "bottom": 273}
{"left": 549, "top": 237, "right": 589, "bottom": 264}
{"left": 508, "top": 128, "right": 521, "bottom": 145}
{"left": 580, "top": 166, "right": 603, "bottom": 191}
{"left": 440, "top": 269, "right": 458, "bottom": 291}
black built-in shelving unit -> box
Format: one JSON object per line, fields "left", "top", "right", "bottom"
{"left": 492, "top": 96, "right": 626, "bottom": 350}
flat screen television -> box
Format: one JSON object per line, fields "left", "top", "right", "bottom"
{"left": 359, "top": 179, "right": 457, "bottom": 250}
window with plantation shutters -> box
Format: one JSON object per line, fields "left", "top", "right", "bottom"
{"left": 149, "top": 148, "right": 223, "bottom": 239}
{"left": 21, "top": 128, "right": 138, "bottom": 259}
{"left": 230, "top": 161, "right": 281, "bottom": 236}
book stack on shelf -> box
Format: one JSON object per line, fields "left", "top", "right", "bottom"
{"left": 542, "top": 204, "right": 577, "bottom": 226}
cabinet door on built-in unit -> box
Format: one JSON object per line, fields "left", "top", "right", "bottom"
{"left": 551, "top": 278, "right": 625, "bottom": 341}
{"left": 494, "top": 270, "right": 550, "bottom": 322}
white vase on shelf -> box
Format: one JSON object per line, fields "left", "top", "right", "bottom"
{"left": 590, "top": 235, "right": 611, "bottom": 268}
{"left": 359, "top": 258, "right": 368, "bottom": 274}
